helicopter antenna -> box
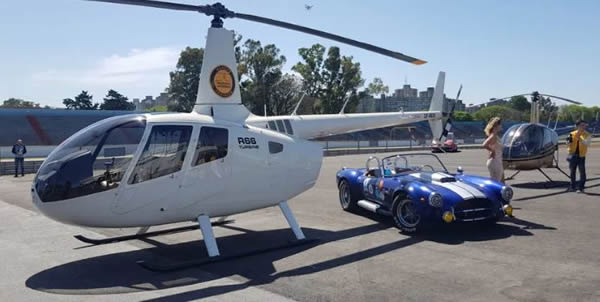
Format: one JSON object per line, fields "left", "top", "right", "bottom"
{"left": 85, "top": 0, "right": 427, "bottom": 65}
{"left": 291, "top": 93, "right": 307, "bottom": 115}
{"left": 338, "top": 94, "right": 352, "bottom": 114}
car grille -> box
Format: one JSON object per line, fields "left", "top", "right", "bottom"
{"left": 454, "top": 198, "right": 493, "bottom": 221}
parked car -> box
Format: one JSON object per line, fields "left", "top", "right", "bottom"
{"left": 431, "top": 132, "right": 458, "bottom": 152}
{"left": 336, "top": 153, "right": 513, "bottom": 232}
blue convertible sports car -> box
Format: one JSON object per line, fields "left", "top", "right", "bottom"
{"left": 336, "top": 153, "right": 514, "bottom": 232}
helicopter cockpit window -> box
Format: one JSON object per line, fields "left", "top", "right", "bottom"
{"left": 128, "top": 125, "right": 192, "bottom": 184}
{"left": 35, "top": 115, "right": 146, "bottom": 203}
{"left": 542, "top": 128, "right": 555, "bottom": 149}
{"left": 192, "top": 126, "right": 228, "bottom": 166}
{"left": 276, "top": 120, "right": 285, "bottom": 133}
{"left": 283, "top": 119, "right": 294, "bottom": 135}
{"left": 268, "top": 121, "right": 277, "bottom": 130}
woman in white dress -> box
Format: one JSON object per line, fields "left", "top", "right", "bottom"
{"left": 482, "top": 117, "right": 504, "bottom": 182}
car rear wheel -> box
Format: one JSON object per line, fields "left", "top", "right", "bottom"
{"left": 338, "top": 180, "right": 357, "bottom": 211}
{"left": 392, "top": 195, "right": 421, "bottom": 233}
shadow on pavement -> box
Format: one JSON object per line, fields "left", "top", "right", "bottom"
{"left": 514, "top": 182, "right": 600, "bottom": 201}
{"left": 25, "top": 210, "right": 536, "bottom": 299}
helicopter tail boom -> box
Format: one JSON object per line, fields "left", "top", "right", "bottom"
{"left": 428, "top": 72, "right": 448, "bottom": 144}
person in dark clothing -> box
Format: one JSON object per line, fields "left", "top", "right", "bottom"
{"left": 11, "top": 139, "right": 27, "bottom": 177}
{"left": 566, "top": 120, "right": 592, "bottom": 193}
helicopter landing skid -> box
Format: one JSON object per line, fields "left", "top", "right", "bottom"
{"left": 74, "top": 220, "right": 235, "bottom": 246}
{"left": 137, "top": 238, "right": 320, "bottom": 272}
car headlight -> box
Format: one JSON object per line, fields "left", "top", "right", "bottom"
{"left": 429, "top": 192, "right": 443, "bottom": 207}
{"left": 501, "top": 186, "right": 513, "bottom": 202}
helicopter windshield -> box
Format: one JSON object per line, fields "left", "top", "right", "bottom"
{"left": 35, "top": 115, "right": 147, "bottom": 202}
{"left": 502, "top": 124, "right": 557, "bottom": 159}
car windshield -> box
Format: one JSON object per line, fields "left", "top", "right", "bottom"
{"left": 381, "top": 153, "right": 448, "bottom": 175}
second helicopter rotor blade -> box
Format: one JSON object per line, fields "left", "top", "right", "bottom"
{"left": 234, "top": 12, "right": 426, "bottom": 65}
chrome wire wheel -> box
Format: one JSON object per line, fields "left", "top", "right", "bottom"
{"left": 338, "top": 180, "right": 356, "bottom": 211}
{"left": 339, "top": 181, "right": 350, "bottom": 208}
{"left": 397, "top": 199, "right": 420, "bottom": 228}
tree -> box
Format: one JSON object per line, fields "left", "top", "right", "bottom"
{"left": 473, "top": 105, "right": 522, "bottom": 122}
{"left": 167, "top": 47, "right": 204, "bottom": 112}
{"left": 148, "top": 105, "right": 168, "bottom": 112}
{"left": 559, "top": 104, "right": 597, "bottom": 122}
{"left": 509, "top": 96, "right": 530, "bottom": 112}
{"left": 293, "top": 44, "right": 364, "bottom": 114}
{"left": 269, "top": 74, "right": 303, "bottom": 115}
{"left": 1, "top": 98, "right": 41, "bottom": 109}
{"left": 238, "top": 39, "right": 287, "bottom": 115}
{"left": 63, "top": 91, "right": 98, "bottom": 110}
{"left": 100, "top": 89, "right": 135, "bottom": 111}
{"left": 366, "top": 77, "right": 389, "bottom": 96}
{"left": 538, "top": 96, "right": 557, "bottom": 121}
{"left": 453, "top": 111, "right": 474, "bottom": 121}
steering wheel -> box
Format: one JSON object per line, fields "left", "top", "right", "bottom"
{"left": 421, "top": 164, "right": 435, "bottom": 172}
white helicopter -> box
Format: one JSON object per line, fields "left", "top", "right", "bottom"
{"left": 32, "top": 0, "right": 450, "bottom": 264}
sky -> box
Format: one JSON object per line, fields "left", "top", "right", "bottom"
{"left": 1, "top": 0, "right": 599, "bottom": 108}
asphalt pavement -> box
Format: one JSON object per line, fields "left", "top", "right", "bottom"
{"left": 1, "top": 147, "right": 599, "bottom": 301}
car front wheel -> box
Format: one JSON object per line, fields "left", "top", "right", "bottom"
{"left": 392, "top": 195, "right": 421, "bottom": 233}
{"left": 338, "top": 180, "right": 358, "bottom": 211}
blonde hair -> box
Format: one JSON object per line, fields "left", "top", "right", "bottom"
{"left": 484, "top": 117, "right": 502, "bottom": 136}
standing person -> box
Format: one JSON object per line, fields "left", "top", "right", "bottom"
{"left": 11, "top": 139, "right": 27, "bottom": 177}
{"left": 567, "top": 120, "right": 592, "bottom": 193}
{"left": 482, "top": 117, "right": 504, "bottom": 182}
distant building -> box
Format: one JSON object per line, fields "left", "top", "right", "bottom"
{"left": 358, "top": 84, "right": 465, "bottom": 114}
{"left": 132, "top": 93, "right": 170, "bottom": 111}
{"left": 466, "top": 104, "right": 483, "bottom": 113}
{"left": 487, "top": 99, "right": 508, "bottom": 107}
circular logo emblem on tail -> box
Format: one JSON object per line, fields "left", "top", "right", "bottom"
{"left": 210, "top": 65, "right": 235, "bottom": 98}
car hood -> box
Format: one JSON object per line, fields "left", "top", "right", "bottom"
{"left": 407, "top": 172, "right": 488, "bottom": 205}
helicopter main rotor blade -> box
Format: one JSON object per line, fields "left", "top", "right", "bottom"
{"left": 234, "top": 13, "right": 426, "bottom": 65}
{"left": 493, "top": 93, "right": 581, "bottom": 105}
{"left": 538, "top": 94, "right": 581, "bottom": 105}
{"left": 85, "top": 0, "right": 207, "bottom": 12}
{"left": 84, "top": 0, "right": 426, "bottom": 65}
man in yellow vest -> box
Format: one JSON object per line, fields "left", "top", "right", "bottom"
{"left": 567, "top": 120, "right": 592, "bottom": 193}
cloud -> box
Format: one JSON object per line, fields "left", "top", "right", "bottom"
{"left": 32, "top": 47, "right": 180, "bottom": 85}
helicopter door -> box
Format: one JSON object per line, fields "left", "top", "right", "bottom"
{"left": 179, "top": 125, "right": 232, "bottom": 209}
{"left": 112, "top": 124, "right": 194, "bottom": 214}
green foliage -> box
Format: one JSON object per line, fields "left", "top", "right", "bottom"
{"left": 1, "top": 98, "right": 41, "bottom": 109}
{"left": 559, "top": 104, "right": 600, "bottom": 122}
{"left": 293, "top": 44, "right": 364, "bottom": 114}
{"left": 509, "top": 96, "right": 530, "bottom": 112}
{"left": 453, "top": 111, "right": 473, "bottom": 121}
{"left": 100, "top": 89, "right": 135, "bottom": 111}
{"left": 238, "top": 39, "right": 288, "bottom": 115}
{"left": 63, "top": 91, "right": 98, "bottom": 110}
{"left": 167, "top": 47, "right": 204, "bottom": 112}
{"left": 147, "top": 105, "right": 168, "bottom": 112}
{"left": 473, "top": 105, "right": 522, "bottom": 122}
{"left": 538, "top": 97, "right": 558, "bottom": 121}
{"left": 366, "top": 78, "right": 389, "bottom": 96}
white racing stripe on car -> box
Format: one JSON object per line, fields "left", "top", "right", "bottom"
{"left": 452, "top": 181, "right": 486, "bottom": 198}
{"left": 410, "top": 172, "right": 485, "bottom": 200}
{"left": 433, "top": 181, "right": 474, "bottom": 199}
{"left": 431, "top": 172, "right": 485, "bottom": 199}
